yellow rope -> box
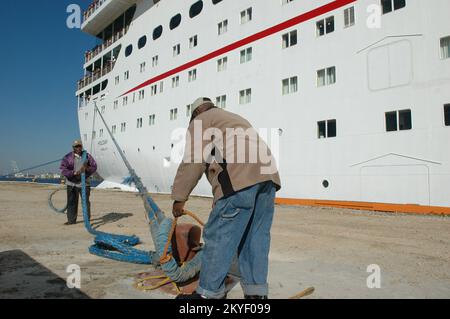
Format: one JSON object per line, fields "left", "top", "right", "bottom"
{"left": 159, "top": 210, "right": 205, "bottom": 265}
{"left": 135, "top": 275, "right": 181, "bottom": 294}
{"left": 136, "top": 210, "right": 205, "bottom": 294}
{"left": 289, "top": 287, "right": 315, "bottom": 299}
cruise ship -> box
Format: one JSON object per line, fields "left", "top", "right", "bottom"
{"left": 76, "top": 0, "right": 450, "bottom": 215}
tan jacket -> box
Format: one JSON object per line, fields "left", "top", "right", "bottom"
{"left": 172, "top": 107, "right": 281, "bottom": 203}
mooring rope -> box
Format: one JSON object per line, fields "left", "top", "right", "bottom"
{"left": 46, "top": 103, "right": 205, "bottom": 286}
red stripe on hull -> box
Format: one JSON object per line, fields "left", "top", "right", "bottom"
{"left": 121, "top": 0, "right": 357, "bottom": 97}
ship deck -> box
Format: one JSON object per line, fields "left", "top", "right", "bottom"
{"left": 0, "top": 182, "right": 449, "bottom": 299}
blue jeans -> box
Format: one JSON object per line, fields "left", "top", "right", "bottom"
{"left": 197, "top": 181, "right": 276, "bottom": 298}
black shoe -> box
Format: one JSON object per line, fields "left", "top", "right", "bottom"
{"left": 244, "top": 295, "right": 268, "bottom": 299}
{"left": 64, "top": 222, "right": 76, "bottom": 226}
{"left": 175, "top": 293, "right": 207, "bottom": 300}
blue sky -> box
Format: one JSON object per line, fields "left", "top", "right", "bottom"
{"left": 0, "top": 1, "right": 96, "bottom": 175}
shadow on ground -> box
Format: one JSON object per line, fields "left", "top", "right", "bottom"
{"left": 91, "top": 212, "right": 133, "bottom": 229}
{"left": 0, "top": 250, "right": 90, "bottom": 299}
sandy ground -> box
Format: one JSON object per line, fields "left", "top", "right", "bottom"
{"left": 0, "top": 182, "right": 449, "bottom": 299}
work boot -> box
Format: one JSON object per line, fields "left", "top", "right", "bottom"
{"left": 175, "top": 292, "right": 207, "bottom": 299}
{"left": 176, "top": 292, "right": 227, "bottom": 299}
{"left": 244, "top": 295, "right": 268, "bottom": 299}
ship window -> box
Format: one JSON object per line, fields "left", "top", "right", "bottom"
{"left": 240, "top": 47, "right": 253, "bottom": 63}
{"left": 172, "top": 76, "right": 180, "bottom": 88}
{"left": 344, "top": 6, "right": 355, "bottom": 27}
{"left": 101, "top": 79, "right": 108, "bottom": 91}
{"left": 398, "top": 109, "right": 412, "bottom": 130}
{"left": 140, "top": 62, "right": 146, "bottom": 73}
{"left": 170, "top": 14, "right": 182, "bottom": 30}
{"left": 170, "top": 108, "right": 178, "bottom": 121}
{"left": 218, "top": 20, "right": 228, "bottom": 35}
{"left": 316, "top": 16, "right": 334, "bottom": 37}
{"left": 385, "top": 111, "right": 397, "bottom": 131}
{"left": 212, "top": 0, "right": 223, "bottom": 4}
{"left": 153, "top": 25, "right": 163, "bottom": 40}
{"left": 173, "top": 44, "right": 181, "bottom": 56}
{"left": 381, "top": 0, "right": 392, "bottom": 14}
{"left": 152, "top": 55, "right": 159, "bottom": 67}
{"left": 326, "top": 16, "right": 335, "bottom": 33}
{"left": 138, "top": 36, "right": 147, "bottom": 49}
{"left": 317, "top": 67, "right": 336, "bottom": 87}
{"left": 317, "top": 120, "right": 337, "bottom": 138}
{"left": 188, "top": 69, "right": 197, "bottom": 82}
{"left": 328, "top": 120, "right": 337, "bottom": 137}
{"left": 189, "top": 35, "right": 198, "bottom": 48}
{"left": 151, "top": 85, "right": 158, "bottom": 96}
{"left": 322, "top": 180, "right": 330, "bottom": 188}
{"left": 282, "top": 76, "right": 298, "bottom": 95}
{"left": 138, "top": 89, "right": 145, "bottom": 100}
{"left": 149, "top": 115, "right": 156, "bottom": 126}
{"left": 125, "top": 5, "right": 136, "bottom": 25}
{"left": 239, "top": 89, "right": 252, "bottom": 105}
{"left": 440, "top": 36, "right": 450, "bottom": 59}
{"left": 444, "top": 104, "right": 450, "bottom": 126}
{"left": 240, "top": 7, "right": 253, "bottom": 24}
{"left": 393, "top": 0, "right": 406, "bottom": 10}
{"left": 216, "top": 95, "right": 227, "bottom": 108}
{"left": 385, "top": 109, "right": 412, "bottom": 131}
{"left": 381, "top": 0, "right": 406, "bottom": 14}
{"left": 190, "top": 1, "right": 204, "bottom": 19}
{"left": 318, "top": 121, "right": 326, "bottom": 139}
{"left": 93, "top": 84, "right": 101, "bottom": 95}
{"left": 186, "top": 105, "right": 192, "bottom": 117}
{"left": 125, "top": 45, "right": 133, "bottom": 57}
{"left": 282, "top": 30, "right": 298, "bottom": 49}
{"left": 217, "top": 57, "right": 228, "bottom": 72}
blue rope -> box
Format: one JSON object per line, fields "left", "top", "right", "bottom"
{"left": 1, "top": 159, "right": 62, "bottom": 178}
{"left": 79, "top": 151, "right": 154, "bottom": 264}
{"left": 75, "top": 104, "right": 203, "bottom": 281}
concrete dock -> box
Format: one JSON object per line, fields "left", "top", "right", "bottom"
{"left": 0, "top": 182, "right": 449, "bottom": 299}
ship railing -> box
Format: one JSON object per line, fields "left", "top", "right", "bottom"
{"left": 77, "top": 61, "right": 116, "bottom": 91}
{"left": 83, "top": 0, "right": 108, "bottom": 22}
{"left": 85, "top": 27, "right": 128, "bottom": 64}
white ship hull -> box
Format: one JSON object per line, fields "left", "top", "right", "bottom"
{"left": 76, "top": 0, "right": 450, "bottom": 213}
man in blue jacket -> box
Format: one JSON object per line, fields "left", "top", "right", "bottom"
{"left": 60, "top": 140, "right": 97, "bottom": 225}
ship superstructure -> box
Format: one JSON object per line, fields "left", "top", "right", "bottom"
{"left": 76, "top": 0, "right": 450, "bottom": 214}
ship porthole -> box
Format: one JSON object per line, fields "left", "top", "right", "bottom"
{"left": 189, "top": 1, "right": 203, "bottom": 19}
{"left": 322, "top": 180, "right": 329, "bottom": 188}
{"left": 170, "top": 14, "right": 182, "bottom": 30}
{"left": 125, "top": 45, "right": 133, "bottom": 57}
{"left": 138, "top": 36, "right": 147, "bottom": 49}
